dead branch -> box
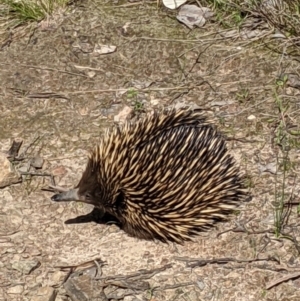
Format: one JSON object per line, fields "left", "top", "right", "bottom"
{"left": 174, "top": 256, "right": 279, "bottom": 268}
{"left": 266, "top": 272, "right": 300, "bottom": 290}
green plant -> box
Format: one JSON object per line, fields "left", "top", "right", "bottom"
{"left": 236, "top": 88, "right": 250, "bottom": 103}
{"left": 274, "top": 149, "right": 289, "bottom": 237}
{"left": 0, "top": 0, "right": 69, "bottom": 27}
{"left": 272, "top": 90, "right": 293, "bottom": 238}
{"left": 126, "top": 88, "right": 144, "bottom": 113}
{"left": 126, "top": 88, "right": 138, "bottom": 100}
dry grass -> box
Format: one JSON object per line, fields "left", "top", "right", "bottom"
{"left": 201, "top": 0, "right": 300, "bottom": 56}
{"left": 0, "top": 0, "right": 69, "bottom": 28}
{"left": 203, "top": 0, "right": 300, "bottom": 34}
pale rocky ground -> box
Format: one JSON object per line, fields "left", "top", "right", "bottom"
{"left": 0, "top": 1, "right": 300, "bottom": 301}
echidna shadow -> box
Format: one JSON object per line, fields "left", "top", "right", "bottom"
{"left": 51, "top": 108, "right": 250, "bottom": 244}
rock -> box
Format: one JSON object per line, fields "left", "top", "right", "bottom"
{"left": 7, "top": 285, "right": 24, "bottom": 294}
{"left": 30, "top": 155, "right": 44, "bottom": 169}
{"left": 114, "top": 106, "right": 133, "bottom": 123}
{"left": 64, "top": 276, "right": 92, "bottom": 301}
{"left": 18, "top": 161, "right": 31, "bottom": 173}
{"left": 51, "top": 166, "right": 67, "bottom": 177}
{"left": 64, "top": 268, "right": 109, "bottom": 301}
{"left": 49, "top": 271, "right": 66, "bottom": 286}
{"left": 0, "top": 153, "right": 21, "bottom": 188}
{"left": 2, "top": 190, "right": 13, "bottom": 202}
{"left": 150, "top": 97, "right": 160, "bottom": 106}
{"left": 177, "top": 5, "right": 214, "bottom": 29}
{"left": 31, "top": 286, "right": 56, "bottom": 301}
{"left": 12, "top": 259, "right": 40, "bottom": 275}
{"left": 247, "top": 115, "right": 256, "bottom": 121}
{"left": 93, "top": 44, "right": 117, "bottom": 55}
{"left": 286, "top": 73, "right": 300, "bottom": 90}
{"left": 87, "top": 71, "right": 96, "bottom": 78}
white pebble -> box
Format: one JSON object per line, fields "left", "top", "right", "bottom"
{"left": 247, "top": 115, "right": 256, "bottom": 121}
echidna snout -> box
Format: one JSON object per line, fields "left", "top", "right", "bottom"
{"left": 51, "top": 188, "right": 80, "bottom": 202}
{"left": 51, "top": 188, "right": 102, "bottom": 207}
{"left": 51, "top": 108, "right": 249, "bottom": 244}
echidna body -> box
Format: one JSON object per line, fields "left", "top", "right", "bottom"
{"left": 52, "top": 108, "right": 248, "bottom": 243}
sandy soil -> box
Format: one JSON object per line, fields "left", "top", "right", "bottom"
{"left": 0, "top": 1, "right": 300, "bottom": 301}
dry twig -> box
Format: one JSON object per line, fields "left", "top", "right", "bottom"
{"left": 174, "top": 256, "right": 279, "bottom": 268}
{"left": 266, "top": 272, "right": 300, "bottom": 290}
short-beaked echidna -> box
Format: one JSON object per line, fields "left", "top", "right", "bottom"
{"left": 51, "top": 108, "right": 248, "bottom": 243}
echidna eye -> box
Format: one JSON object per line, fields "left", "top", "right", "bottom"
{"left": 85, "top": 192, "right": 92, "bottom": 200}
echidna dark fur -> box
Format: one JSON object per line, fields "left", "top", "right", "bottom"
{"left": 51, "top": 108, "right": 249, "bottom": 244}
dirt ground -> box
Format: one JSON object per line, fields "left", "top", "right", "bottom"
{"left": 1, "top": 1, "right": 300, "bottom": 301}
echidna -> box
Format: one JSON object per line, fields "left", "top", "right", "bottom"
{"left": 51, "top": 108, "right": 248, "bottom": 243}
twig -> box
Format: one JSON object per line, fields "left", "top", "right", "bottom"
{"left": 174, "top": 256, "right": 279, "bottom": 268}
{"left": 20, "top": 171, "right": 52, "bottom": 177}
{"left": 225, "top": 137, "right": 261, "bottom": 143}
{"left": 126, "top": 36, "right": 232, "bottom": 44}
{"left": 17, "top": 135, "right": 41, "bottom": 159}
{"left": 97, "top": 264, "right": 172, "bottom": 281}
{"left": 56, "top": 258, "right": 105, "bottom": 271}
{"left": 0, "top": 62, "right": 88, "bottom": 78}
{"left": 27, "top": 92, "right": 69, "bottom": 100}
{"left": 153, "top": 282, "right": 195, "bottom": 291}
{"left": 217, "top": 224, "right": 274, "bottom": 237}
{"left": 20, "top": 172, "right": 55, "bottom": 187}
{"left": 0, "top": 230, "right": 21, "bottom": 237}
{"left": 56, "top": 258, "right": 105, "bottom": 284}
{"left": 266, "top": 272, "right": 300, "bottom": 290}
{"left": 223, "top": 98, "right": 271, "bottom": 117}
{"left": 66, "top": 86, "right": 191, "bottom": 95}
{"left": 43, "top": 184, "right": 68, "bottom": 193}
{"left": 111, "top": 1, "right": 155, "bottom": 8}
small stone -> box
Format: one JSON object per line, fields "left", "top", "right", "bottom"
{"left": 18, "top": 162, "right": 31, "bottom": 173}
{"left": 79, "top": 133, "right": 91, "bottom": 140}
{"left": 114, "top": 106, "right": 133, "bottom": 123}
{"left": 65, "top": 275, "right": 104, "bottom": 301}
{"left": 87, "top": 71, "right": 96, "bottom": 78}
{"left": 51, "top": 166, "right": 67, "bottom": 177}
{"left": 7, "top": 285, "right": 24, "bottom": 294}
{"left": 196, "top": 279, "right": 205, "bottom": 290}
{"left": 30, "top": 155, "right": 44, "bottom": 169}
{"left": 31, "top": 286, "right": 56, "bottom": 301}
{"left": 57, "top": 207, "right": 64, "bottom": 214}
{"left": 150, "top": 97, "right": 160, "bottom": 106}
{"left": 247, "top": 115, "right": 256, "bottom": 121}
{"left": 6, "top": 247, "right": 16, "bottom": 253}
{"left": 12, "top": 254, "right": 21, "bottom": 261}
{"left": 49, "top": 271, "right": 66, "bottom": 286}
{"left": 93, "top": 44, "right": 117, "bottom": 55}
{"left": 12, "top": 259, "right": 40, "bottom": 275}
{"left": 78, "top": 107, "right": 89, "bottom": 116}
{"left": 3, "top": 190, "right": 13, "bottom": 202}
{"left": 71, "top": 136, "right": 79, "bottom": 142}
{"left": 177, "top": 5, "right": 214, "bottom": 29}
{"left": 0, "top": 153, "right": 20, "bottom": 188}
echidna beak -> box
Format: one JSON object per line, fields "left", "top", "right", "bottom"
{"left": 51, "top": 188, "right": 80, "bottom": 203}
